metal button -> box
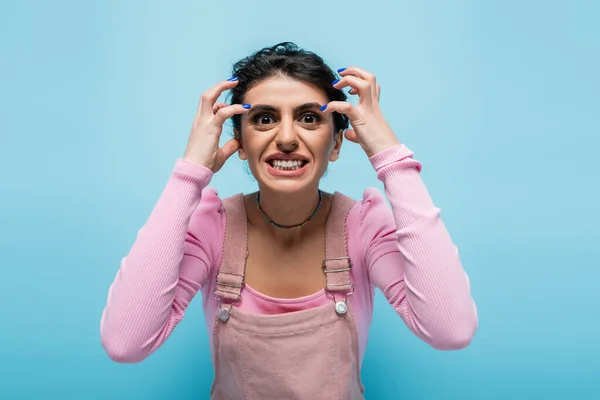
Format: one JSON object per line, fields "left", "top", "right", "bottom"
{"left": 218, "top": 307, "right": 230, "bottom": 322}
{"left": 335, "top": 301, "right": 347, "bottom": 316}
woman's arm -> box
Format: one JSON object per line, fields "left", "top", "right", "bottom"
{"left": 360, "top": 144, "right": 478, "bottom": 350}
{"left": 100, "top": 159, "right": 224, "bottom": 363}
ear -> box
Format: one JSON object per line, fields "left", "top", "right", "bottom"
{"left": 329, "top": 129, "right": 344, "bottom": 162}
{"left": 234, "top": 128, "right": 247, "bottom": 160}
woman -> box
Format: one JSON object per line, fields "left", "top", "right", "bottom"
{"left": 100, "top": 42, "right": 478, "bottom": 398}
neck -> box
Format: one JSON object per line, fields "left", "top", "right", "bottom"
{"left": 252, "top": 186, "right": 323, "bottom": 241}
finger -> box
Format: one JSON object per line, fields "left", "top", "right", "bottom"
{"left": 198, "top": 78, "right": 240, "bottom": 117}
{"left": 337, "top": 66, "right": 376, "bottom": 85}
{"left": 321, "top": 101, "right": 360, "bottom": 121}
{"left": 377, "top": 84, "right": 381, "bottom": 101}
{"left": 338, "top": 67, "right": 378, "bottom": 100}
{"left": 219, "top": 137, "right": 241, "bottom": 160}
{"left": 213, "top": 103, "right": 251, "bottom": 126}
{"left": 213, "top": 102, "right": 229, "bottom": 114}
{"left": 333, "top": 76, "right": 373, "bottom": 104}
{"left": 344, "top": 129, "right": 359, "bottom": 143}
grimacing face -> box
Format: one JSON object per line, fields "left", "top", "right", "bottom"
{"left": 235, "top": 76, "right": 343, "bottom": 194}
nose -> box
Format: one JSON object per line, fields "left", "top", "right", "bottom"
{"left": 275, "top": 117, "right": 298, "bottom": 152}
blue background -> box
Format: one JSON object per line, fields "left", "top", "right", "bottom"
{"left": 1, "top": 0, "right": 598, "bottom": 398}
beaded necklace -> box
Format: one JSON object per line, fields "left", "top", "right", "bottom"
{"left": 255, "top": 190, "right": 323, "bottom": 229}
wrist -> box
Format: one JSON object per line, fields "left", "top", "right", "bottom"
{"left": 365, "top": 138, "right": 401, "bottom": 158}
{"left": 369, "top": 143, "right": 415, "bottom": 171}
{"left": 172, "top": 158, "right": 214, "bottom": 193}
{"left": 183, "top": 147, "right": 213, "bottom": 170}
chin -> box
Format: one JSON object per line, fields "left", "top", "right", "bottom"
{"left": 264, "top": 182, "right": 311, "bottom": 195}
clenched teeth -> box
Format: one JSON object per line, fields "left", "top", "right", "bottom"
{"left": 269, "top": 159, "right": 307, "bottom": 170}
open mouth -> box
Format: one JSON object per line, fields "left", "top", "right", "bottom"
{"left": 267, "top": 159, "right": 309, "bottom": 171}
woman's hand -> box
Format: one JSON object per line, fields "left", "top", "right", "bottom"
{"left": 183, "top": 78, "right": 251, "bottom": 172}
{"left": 321, "top": 67, "right": 400, "bottom": 157}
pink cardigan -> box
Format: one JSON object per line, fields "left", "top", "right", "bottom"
{"left": 100, "top": 144, "right": 478, "bottom": 364}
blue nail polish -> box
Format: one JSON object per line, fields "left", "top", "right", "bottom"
{"left": 337, "top": 68, "right": 346, "bottom": 73}
{"left": 228, "top": 76, "right": 238, "bottom": 81}
{"left": 332, "top": 79, "right": 340, "bottom": 85}
{"left": 242, "top": 104, "right": 251, "bottom": 109}
{"left": 320, "top": 104, "right": 328, "bottom": 111}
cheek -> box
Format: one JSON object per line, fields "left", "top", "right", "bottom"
{"left": 302, "top": 132, "right": 335, "bottom": 155}
{"left": 240, "top": 131, "right": 270, "bottom": 159}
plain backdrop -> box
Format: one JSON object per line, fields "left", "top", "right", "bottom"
{"left": 1, "top": 0, "right": 599, "bottom": 398}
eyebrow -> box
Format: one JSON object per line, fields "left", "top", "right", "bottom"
{"left": 249, "top": 102, "right": 323, "bottom": 113}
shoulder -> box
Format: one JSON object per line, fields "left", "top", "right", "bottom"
{"left": 340, "top": 187, "right": 393, "bottom": 228}
{"left": 187, "top": 187, "right": 227, "bottom": 261}
{"left": 344, "top": 188, "right": 397, "bottom": 258}
{"left": 190, "top": 187, "right": 225, "bottom": 224}
{"left": 188, "top": 188, "right": 247, "bottom": 243}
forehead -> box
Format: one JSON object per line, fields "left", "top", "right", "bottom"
{"left": 243, "top": 76, "right": 328, "bottom": 108}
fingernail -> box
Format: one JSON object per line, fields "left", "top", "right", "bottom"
{"left": 337, "top": 68, "right": 346, "bottom": 73}
{"left": 242, "top": 104, "right": 251, "bottom": 109}
{"left": 332, "top": 79, "right": 340, "bottom": 85}
{"left": 228, "top": 76, "right": 238, "bottom": 81}
{"left": 320, "top": 104, "right": 328, "bottom": 111}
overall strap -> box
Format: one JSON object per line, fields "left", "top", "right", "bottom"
{"left": 323, "top": 192, "right": 356, "bottom": 315}
{"left": 214, "top": 194, "right": 248, "bottom": 312}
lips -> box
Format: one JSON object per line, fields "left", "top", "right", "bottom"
{"left": 264, "top": 152, "right": 309, "bottom": 170}
{"left": 272, "top": 159, "right": 306, "bottom": 168}
{"left": 264, "top": 152, "right": 309, "bottom": 163}
{"left": 263, "top": 152, "right": 310, "bottom": 177}
{"left": 266, "top": 161, "right": 309, "bottom": 177}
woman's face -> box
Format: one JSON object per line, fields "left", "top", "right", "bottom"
{"left": 237, "top": 76, "right": 342, "bottom": 194}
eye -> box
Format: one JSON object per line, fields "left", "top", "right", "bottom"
{"left": 260, "top": 115, "right": 274, "bottom": 124}
{"left": 252, "top": 113, "right": 275, "bottom": 125}
{"left": 300, "top": 112, "right": 321, "bottom": 124}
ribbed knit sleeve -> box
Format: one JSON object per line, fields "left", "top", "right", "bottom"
{"left": 359, "top": 144, "right": 478, "bottom": 350}
{"left": 100, "top": 158, "right": 224, "bottom": 363}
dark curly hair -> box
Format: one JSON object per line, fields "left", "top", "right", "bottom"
{"left": 229, "top": 42, "right": 349, "bottom": 137}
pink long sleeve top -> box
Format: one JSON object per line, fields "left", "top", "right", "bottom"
{"left": 100, "top": 144, "right": 478, "bottom": 365}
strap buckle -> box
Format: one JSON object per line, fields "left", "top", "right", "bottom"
{"left": 213, "top": 271, "right": 244, "bottom": 323}
{"left": 322, "top": 256, "right": 352, "bottom": 274}
{"left": 213, "top": 271, "right": 244, "bottom": 304}
{"left": 322, "top": 256, "right": 354, "bottom": 316}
